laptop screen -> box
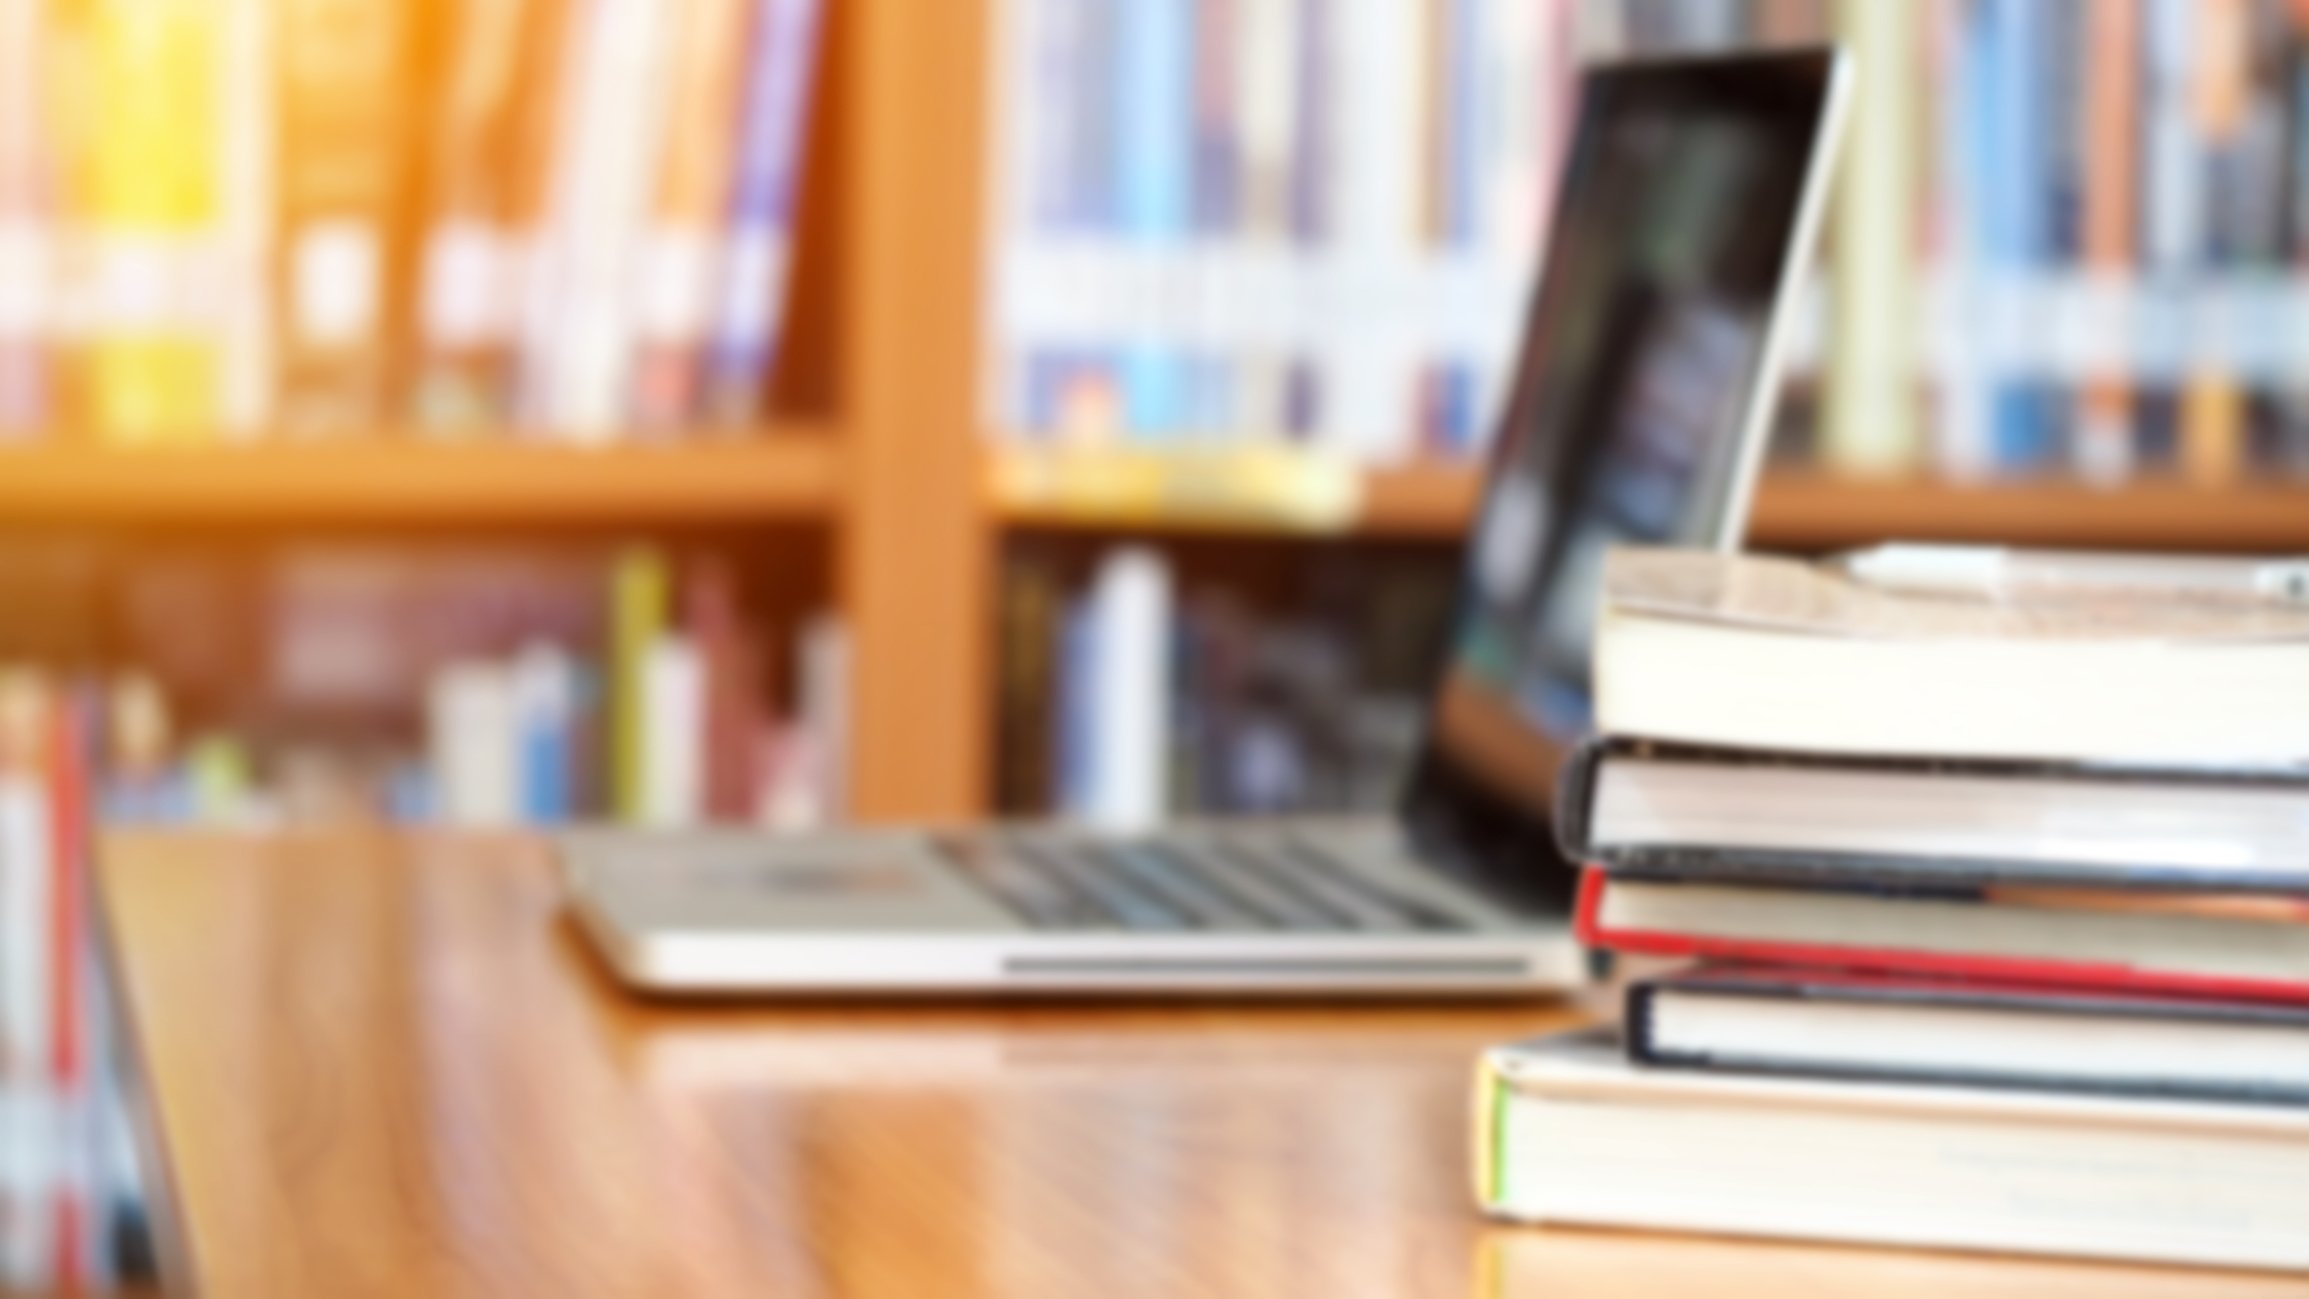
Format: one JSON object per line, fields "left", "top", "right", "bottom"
{"left": 1400, "top": 50, "right": 1844, "bottom": 914}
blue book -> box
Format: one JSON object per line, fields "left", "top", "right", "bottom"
{"left": 702, "top": 0, "right": 828, "bottom": 427}
{"left": 1115, "top": 0, "right": 1196, "bottom": 437}
{"left": 1980, "top": 0, "right": 2052, "bottom": 471}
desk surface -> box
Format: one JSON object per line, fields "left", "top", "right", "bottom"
{"left": 99, "top": 832, "right": 2306, "bottom": 1299}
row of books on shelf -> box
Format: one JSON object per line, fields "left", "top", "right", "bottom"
{"left": 0, "top": 673, "right": 150, "bottom": 1293}
{"left": 987, "top": 0, "right": 2309, "bottom": 487}
{"left": 983, "top": 0, "right": 1590, "bottom": 461}
{"left": 998, "top": 543, "right": 1452, "bottom": 826}
{"left": 0, "top": 0, "right": 825, "bottom": 446}
{"left": 0, "top": 540, "right": 846, "bottom": 829}
{"left": 1829, "top": 0, "right": 2309, "bottom": 485}
{"left": 1480, "top": 548, "right": 2309, "bottom": 1271}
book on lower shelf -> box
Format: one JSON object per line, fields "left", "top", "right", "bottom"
{"left": 1492, "top": 543, "right": 2309, "bottom": 1271}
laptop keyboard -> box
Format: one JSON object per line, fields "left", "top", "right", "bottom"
{"left": 940, "top": 833, "right": 1468, "bottom": 933}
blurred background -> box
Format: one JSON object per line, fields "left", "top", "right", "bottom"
{"left": 0, "top": 0, "right": 2304, "bottom": 1288}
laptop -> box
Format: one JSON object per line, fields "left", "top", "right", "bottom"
{"left": 564, "top": 49, "right": 1853, "bottom": 995}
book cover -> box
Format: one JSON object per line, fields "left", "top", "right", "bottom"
{"left": 274, "top": 0, "right": 414, "bottom": 436}
{"left": 1478, "top": 1027, "right": 2309, "bottom": 1270}
{"left": 1576, "top": 869, "right": 2309, "bottom": 1005}
{"left": 1627, "top": 963, "right": 2309, "bottom": 1104}
{"left": 699, "top": 0, "right": 827, "bottom": 429}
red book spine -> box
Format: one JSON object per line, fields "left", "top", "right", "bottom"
{"left": 42, "top": 691, "right": 87, "bottom": 1289}
{"left": 1577, "top": 870, "right": 2309, "bottom": 1007}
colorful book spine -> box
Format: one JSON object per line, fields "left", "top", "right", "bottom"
{"left": 1823, "top": 0, "right": 1920, "bottom": 476}
{"left": 631, "top": 0, "right": 751, "bottom": 434}
{"left": 608, "top": 547, "right": 669, "bottom": 823}
{"left": 2075, "top": 0, "right": 2140, "bottom": 484}
{"left": 274, "top": 0, "right": 412, "bottom": 436}
{"left": 510, "top": 643, "right": 576, "bottom": 823}
{"left": 0, "top": 0, "right": 52, "bottom": 438}
{"left": 1980, "top": 0, "right": 2053, "bottom": 471}
{"left": 1115, "top": 0, "right": 1196, "bottom": 439}
{"left": 700, "top": 0, "right": 828, "bottom": 429}
{"left": 2180, "top": 0, "right": 2250, "bottom": 485}
{"left": 685, "top": 561, "right": 765, "bottom": 823}
{"left": 410, "top": 0, "right": 539, "bottom": 433}
{"left": 79, "top": 0, "right": 224, "bottom": 444}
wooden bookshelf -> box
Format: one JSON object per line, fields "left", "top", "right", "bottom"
{"left": 0, "top": 436, "right": 842, "bottom": 525}
{"left": 994, "top": 451, "right": 2309, "bottom": 552}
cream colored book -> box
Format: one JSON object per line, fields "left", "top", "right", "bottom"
{"left": 1475, "top": 1029, "right": 2309, "bottom": 1271}
{"left": 1594, "top": 548, "right": 2309, "bottom": 765}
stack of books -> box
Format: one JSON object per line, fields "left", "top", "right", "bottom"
{"left": 1478, "top": 547, "right": 2309, "bottom": 1271}
{"left": 0, "top": 672, "right": 147, "bottom": 1292}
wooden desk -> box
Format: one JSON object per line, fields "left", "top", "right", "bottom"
{"left": 98, "top": 832, "right": 2304, "bottom": 1298}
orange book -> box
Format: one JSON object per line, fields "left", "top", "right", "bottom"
{"left": 631, "top": 0, "right": 752, "bottom": 434}
{"left": 2182, "top": 0, "right": 2250, "bottom": 485}
{"left": 2076, "top": 0, "right": 2138, "bottom": 483}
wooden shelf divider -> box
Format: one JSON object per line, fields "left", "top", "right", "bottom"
{"left": 0, "top": 435, "right": 842, "bottom": 525}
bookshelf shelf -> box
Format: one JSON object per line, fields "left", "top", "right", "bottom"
{"left": 993, "top": 453, "right": 2309, "bottom": 551}
{"left": 0, "top": 435, "right": 843, "bottom": 525}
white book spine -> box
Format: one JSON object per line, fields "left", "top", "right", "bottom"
{"left": 428, "top": 662, "right": 518, "bottom": 827}
{"left": 1086, "top": 547, "right": 1172, "bottom": 832}
{"left": 1231, "top": 0, "right": 1296, "bottom": 439}
{"left": 551, "top": 0, "right": 678, "bottom": 439}
{"left": 641, "top": 634, "right": 705, "bottom": 827}
{"left": 1318, "top": 0, "right": 1426, "bottom": 463}
{"left": 216, "top": 0, "right": 274, "bottom": 439}
{"left": 797, "top": 613, "right": 849, "bottom": 825}
{"left": 0, "top": 775, "right": 51, "bottom": 1287}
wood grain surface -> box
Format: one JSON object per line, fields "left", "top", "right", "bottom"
{"left": 97, "top": 832, "right": 2309, "bottom": 1299}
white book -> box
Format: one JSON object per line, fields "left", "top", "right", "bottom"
{"left": 214, "top": 0, "right": 274, "bottom": 439}
{"left": 539, "top": 0, "right": 678, "bottom": 439}
{"left": 1318, "top": 0, "right": 1426, "bottom": 463}
{"left": 427, "top": 661, "right": 518, "bottom": 827}
{"left": 0, "top": 774, "right": 51, "bottom": 1288}
{"left": 1230, "top": 0, "right": 1298, "bottom": 439}
{"left": 1822, "top": 0, "right": 1917, "bottom": 476}
{"left": 1084, "top": 546, "right": 1172, "bottom": 832}
{"left": 796, "top": 613, "right": 849, "bottom": 825}
{"left": 1478, "top": 1029, "right": 2309, "bottom": 1272}
{"left": 641, "top": 633, "right": 705, "bottom": 827}
{"left": 508, "top": 642, "right": 576, "bottom": 824}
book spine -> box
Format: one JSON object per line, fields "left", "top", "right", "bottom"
{"left": 1316, "top": 0, "right": 1425, "bottom": 463}
{"left": 608, "top": 547, "right": 669, "bottom": 824}
{"left": 1933, "top": 0, "right": 1993, "bottom": 479}
{"left": 631, "top": 0, "right": 751, "bottom": 435}
{"left": 557, "top": 0, "right": 679, "bottom": 442}
{"left": 795, "top": 612, "right": 848, "bottom": 824}
{"left": 1114, "top": 0, "right": 1196, "bottom": 441}
{"left": 42, "top": 688, "right": 89, "bottom": 1293}
{"left": 700, "top": 0, "right": 828, "bottom": 429}
{"left": 274, "top": 0, "right": 412, "bottom": 437}
{"left": 80, "top": 0, "right": 225, "bottom": 445}
{"left": 639, "top": 632, "right": 704, "bottom": 826}
{"left": 1085, "top": 546, "right": 1173, "bottom": 832}
{"left": 2074, "top": 0, "right": 2140, "bottom": 484}
{"left": 410, "top": 0, "right": 537, "bottom": 434}
{"left": 685, "top": 560, "right": 765, "bottom": 822}
{"left": 427, "top": 661, "right": 517, "bottom": 826}
{"left": 1823, "top": 0, "right": 1921, "bottom": 477}
{"left": 1981, "top": 0, "right": 2050, "bottom": 472}
{"left": 511, "top": 642, "right": 576, "bottom": 824}
{"left": 1230, "top": 0, "right": 1298, "bottom": 439}
{"left": 214, "top": 0, "right": 273, "bottom": 441}
{"left": 0, "top": 0, "right": 52, "bottom": 438}
{"left": 2180, "top": 0, "right": 2251, "bottom": 485}
{"left": 0, "top": 675, "right": 51, "bottom": 1287}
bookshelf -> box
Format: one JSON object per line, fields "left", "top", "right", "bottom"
{"left": 0, "top": 438, "right": 841, "bottom": 525}
{"left": 9, "top": 0, "right": 2309, "bottom": 828}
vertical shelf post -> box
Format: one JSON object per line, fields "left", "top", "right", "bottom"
{"left": 837, "top": 0, "right": 995, "bottom": 819}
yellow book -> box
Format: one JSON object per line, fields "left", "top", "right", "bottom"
{"left": 610, "top": 547, "right": 671, "bottom": 823}
{"left": 77, "top": 0, "right": 222, "bottom": 443}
